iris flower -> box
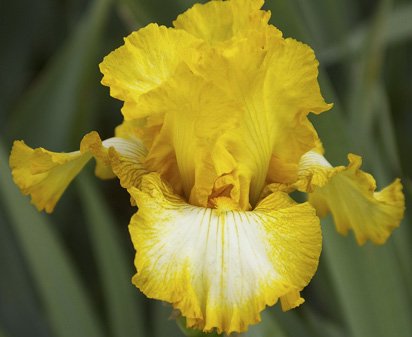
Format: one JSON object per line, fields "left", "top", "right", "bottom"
{"left": 9, "top": 0, "right": 404, "bottom": 334}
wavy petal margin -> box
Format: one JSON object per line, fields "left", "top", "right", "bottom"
{"left": 9, "top": 132, "right": 147, "bottom": 213}
{"left": 297, "top": 151, "right": 405, "bottom": 245}
{"left": 173, "top": 0, "right": 274, "bottom": 43}
{"left": 128, "top": 173, "right": 321, "bottom": 334}
{"left": 99, "top": 23, "right": 202, "bottom": 120}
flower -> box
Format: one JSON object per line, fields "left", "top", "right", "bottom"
{"left": 9, "top": 0, "right": 405, "bottom": 334}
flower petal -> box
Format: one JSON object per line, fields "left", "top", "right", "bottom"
{"left": 173, "top": 0, "right": 274, "bottom": 43}
{"left": 280, "top": 289, "right": 305, "bottom": 311}
{"left": 128, "top": 173, "right": 321, "bottom": 334}
{"left": 9, "top": 131, "right": 147, "bottom": 212}
{"left": 106, "top": 140, "right": 148, "bottom": 189}
{"left": 137, "top": 64, "right": 244, "bottom": 208}
{"left": 297, "top": 151, "right": 405, "bottom": 245}
{"left": 99, "top": 23, "right": 201, "bottom": 120}
{"left": 9, "top": 140, "right": 91, "bottom": 213}
{"left": 263, "top": 38, "right": 332, "bottom": 184}
{"left": 294, "top": 150, "right": 335, "bottom": 192}
{"left": 137, "top": 29, "right": 331, "bottom": 210}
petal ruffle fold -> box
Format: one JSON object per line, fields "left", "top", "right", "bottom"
{"left": 136, "top": 30, "right": 331, "bottom": 210}
{"left": 280, "top": 289, "right": 305, "bottom": 311}
{"left": 297, "top": 151, "right": 405, "bottom": 245}
{"left": 99, "top": 23, "right": 202, "bottom": 120}
{"left": 128, "top": 173, "right": 321, "bottom": 334}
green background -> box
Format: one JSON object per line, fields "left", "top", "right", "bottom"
{"left": 0, "top": 0, "right": 411, "bottom": 336}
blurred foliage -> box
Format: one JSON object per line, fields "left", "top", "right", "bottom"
{"left": 0, "top": 0, "right": 411, "bottom": 336}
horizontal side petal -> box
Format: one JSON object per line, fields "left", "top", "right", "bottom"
{"left": 9, "top": 140, "right": 91, "bottom": 213}
{"left": 299, "top": 152, "right": 405, "bottom": 245}
{"left": 99, "top": 23, "right": 201, "bottom": 119}
{"left": 9, "top": 132, "right": 147, "bottom": 212}
{"left": 128, "top": 173, "right": 321, "bottom": 334}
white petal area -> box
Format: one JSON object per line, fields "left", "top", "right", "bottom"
{"left": 294, "top": 150, "right": 334, "bottom": 192}
{"left": 102, "top": 137, "right": 148, "bottom": 189}
{"left": 128, "top": 173, "right": 321, "bottom": 334}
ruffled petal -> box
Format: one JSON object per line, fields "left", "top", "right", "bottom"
{"left": 9, "top": 131, "right": 147, "bottom": 212}
{"left": 263, "top": 39, "right": 332, "bottom": 184}
{"left": 99, "top": 23, "right": 202, "bottom": 120}
{"left": 106, "top": 139, "right": 148, "bottom": 189}
{"left": 294, "top": 150, "right": 335, "bottom": 192}
{"left": 173, "top": 0, "right": 275, "bottom": 43}
{"left": 137, "top": 64, "right": 243, "bottom": 208}
{"left": 128, "top": 173, "right": 321, "bottom": 334}
{"left": 280, "top": 290, "right": 305, "bottom": 311}
{"left": 9, "top": 140, "right": 92, "bottom": 213}
{"left": 136, "top": 28, "right": 331, "bottom": 210}
{"left": 80, "top": 132, "right": 148, "bottom": 189}
{"left": 297, "top": 151, "right": 405, "bottom": 245}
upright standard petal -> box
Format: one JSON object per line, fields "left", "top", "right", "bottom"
{"left": 297, "top": 151, "right": 405, "bottom": 245}
{"left": 128, "top": 173, "right": 321, "bottom": 334}
{"left": 9, "top": 132, "right": 147, "bottom": 212}
{"left": 99, "top": 23, "right": 202, "bottom": 120}
{"left": 195, "top": 34, "right": 330, "bottom": 204}
{"left": 173, "top": 0, "right": 275, "bottom": 43}
{"left": 136, "top": 64, "right": 244, "bottom": 208}
{"left": 263, "top": 38, "right": 332, "bottom": 184}
{"left": 134, "top": 27, "right": 331, "bottom": 211}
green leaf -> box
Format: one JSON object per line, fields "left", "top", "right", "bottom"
{"left": 320, "top": 3, "right": 412, "bottom": 64}
{"left": 177, "top": 318, "right": 221, "bottom": 337}
{"left": 77, "top": 173, "right": 146, "bottom": 337}
{"left": 7, "top": 0, "right": 112, "bottom": 149}
{"left": 0, "top": 210, "right": 53, "bottom": 337}
{"left": 346, "top": 0, "right": 392, "bottom": 157}
{"left": 114, "top": 0, "right": 151, "bottom": 28}
{"left": 244, "top": 310, "right": 288, "bottom": 337}
{"left": 0, "top": 327, "right": 10, "bottom": 337}
{"left": 152, "top": 302, "right": 184, "bottom": 337}
{"left": 322, "top": 217, "right": 412, "bottom": 337}
{"left": 0, "top": 143, "right": 105, "bottom": 337}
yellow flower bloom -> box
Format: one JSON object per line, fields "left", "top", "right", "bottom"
{"left": 9, "top": 0, "right": 405, "bottom": 334}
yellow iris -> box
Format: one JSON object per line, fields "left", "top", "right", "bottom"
{"left": 9, "top": 0, "right": 405, "bottom": 334}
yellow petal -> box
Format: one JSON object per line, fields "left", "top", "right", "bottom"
{"left": 263, "top": 39, "right": 332, "bottom": 185}
{"left": 80, "top": 131, "right": 115, "bottom": 180}
{"left": 128, "top": 173, "right": 321, "bottom": 334}
{"left": 99, "top": 23, "right": 201, "bottom": 120}
{"left": 298, "top": 151, "right": 405, "bottom": 245}
{"left": 106, "top": 140, "right": 148, "bottom": 189}
{"left": 138, "top": 64, "right": 244, "bottom": 208}
{"left": 9, "top": 140, "right": 91, "bottom": 213}
{"left": 81, "top": 132, "right": 148, "bottom": 187}
{"left": 280, "top": 290, "right": 305, "bottom": 311}
{"left": 9, "top": 132, "right": 147, "bottom": 212}
{"left": 173, "top": 0, "right": 274, "bottom": 43}
{"left": 139, "top": 31, "right": 330, "bottom": 209}
{"left": 294, "top": 150, "right": 336, "bottom": 192}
